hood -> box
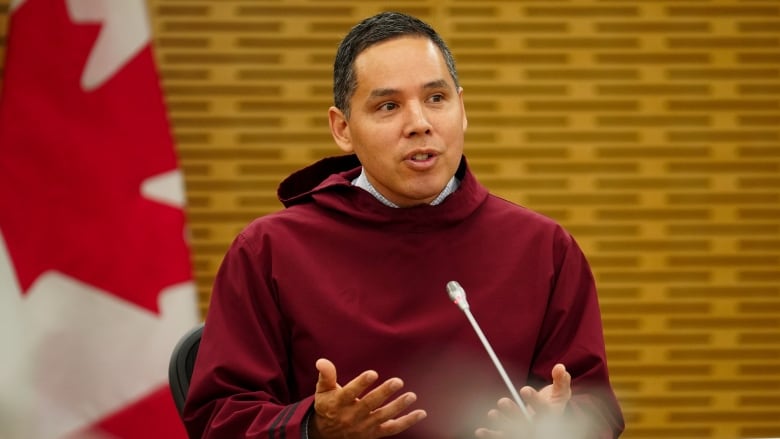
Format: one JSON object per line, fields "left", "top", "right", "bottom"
{"left": 276, "top": 154, "right": 488, "bottom": 230}
{"left": 278, "top": 154, "right": 362, "bottom": 207}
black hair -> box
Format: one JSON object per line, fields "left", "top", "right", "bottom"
{"left": 332, "top": 11, "right": 459, "bottom": 118}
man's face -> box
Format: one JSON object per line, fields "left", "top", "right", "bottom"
{"left": 329, "top": 36, "right": 468, "bottom": 207}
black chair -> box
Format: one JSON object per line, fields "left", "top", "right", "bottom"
{"left": 169, "top": 323, "right": 204, "bottom": 416}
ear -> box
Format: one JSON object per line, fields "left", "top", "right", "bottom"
{"left": 328, "top": 106, "right": 353, "bottom": 153}
{"left": 458, "top": 86, "right": 468, "bottom": 132}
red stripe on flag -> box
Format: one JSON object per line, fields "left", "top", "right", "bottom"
{"left": 84, "top": 386, "right": 188, "bottom": 439}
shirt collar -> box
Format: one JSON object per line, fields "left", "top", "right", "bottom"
{"left": 352, "top": 168, "right": 460, "bottom": 208}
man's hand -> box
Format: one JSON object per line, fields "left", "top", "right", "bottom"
{"left": 475, "top": 364, "right": 572, "bottom": 438}
{"left": 309, "top": 358, "right": 427, "bottom": 439}
{"left": 519, "top": 363, "right": 572, "bottom": 417}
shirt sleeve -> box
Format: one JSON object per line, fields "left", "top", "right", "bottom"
{"left": 529, "top": 228, "right": 625, "bottom": 438}
{"left": 182, "top": 231, "right": 315, "bottom": 438}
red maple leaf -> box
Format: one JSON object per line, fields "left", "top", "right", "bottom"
{"left": 0, "top": 0, "right": 192, "bottom": 313}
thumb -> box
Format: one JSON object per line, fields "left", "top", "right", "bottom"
{"left": 551, "top": 364, "right": 571, "bottom": 399}
{"left": 315, "top": 358, "right": 338, "bottom": 393}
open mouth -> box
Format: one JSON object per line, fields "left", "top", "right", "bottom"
{"left": 410, "top": 153, "right": 432, "bottom": 161}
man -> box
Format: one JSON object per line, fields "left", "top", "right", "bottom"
{"left": 183, "top": 11, "right": 624, "bottom": 439}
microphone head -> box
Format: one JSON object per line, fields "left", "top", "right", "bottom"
{"left": 446, "top": 281, "right": 469, "bottom": 311}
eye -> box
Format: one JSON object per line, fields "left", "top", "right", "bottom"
{"left": 428, "top": 94, "right": 445, "bottom": 103}
{"left": 379, "top": 102, "right": 398, "bottom": 111}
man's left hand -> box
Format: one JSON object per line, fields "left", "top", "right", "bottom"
{"left": 475, "top": 363, "right": 572, "bottom": 438}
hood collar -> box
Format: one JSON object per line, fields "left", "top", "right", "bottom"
{"left": 276, "top": 154, "right": 487, "bottom": 230}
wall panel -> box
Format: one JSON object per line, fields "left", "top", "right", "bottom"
{"left": 1, "top": 0, "right": 779, "bottom": 437}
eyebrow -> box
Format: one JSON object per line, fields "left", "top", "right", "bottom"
{"left": 368, "top": 79, "right": 451, "bottom": 98}
{"left": 423, "top": 79, "right": 450, "bottom": 90}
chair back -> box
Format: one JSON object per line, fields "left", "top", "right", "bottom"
{"left": 168, "top": 323, "right": 204, "bottom": 416}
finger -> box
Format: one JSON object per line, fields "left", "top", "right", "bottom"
{"left": 376, "top": 409, "right": 428, "bottom": 437}
{"left": 519, "top": 386, "right": 539, "bottom": 408}
{"left": 315, "top": 358, "right": 339, "bottom": 393}
{"left": 475, "top": 427, "right": 505, "bottom": 438}
{"left": 358, "top": 377, "right": 403, "bottom": 411}
{"left": 496, "top": 397, "right": 525, "bottom": 417}
{"left": 487, "top": 407, "right": 502, "bottom": 421}
{"left": 551, "top": 364, "right": 571, "bottom": 398}
{"left": 490, "top": 398, "right": 532, "bottom": 433}
{"left": 367, "top": 390, "right": 416, "bottom": 420}
{"left": 339, "top": 368, "right": 379, "bottom": 403}
{"left": 520, "top": 386, "right": 544, "bottom": 417}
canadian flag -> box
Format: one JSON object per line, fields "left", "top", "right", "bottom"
{"left": 0, "top": 0, "right": 198, "bottom": 438}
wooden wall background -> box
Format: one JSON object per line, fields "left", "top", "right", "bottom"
{"left": 2, "top": 0, "right": 780, "bottom": 437}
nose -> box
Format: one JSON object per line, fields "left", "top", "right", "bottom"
{"left": 403, "top": 102, "right": 432, "bottom": 137}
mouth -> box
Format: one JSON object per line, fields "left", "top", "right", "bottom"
{"left": 404, "top": 151, "right": 439, "bottom": 171}
{"left": 406, "top": 150, "right": 438, "bottom": 162}
{"left": 410, "top": 153, "right": 433, "bottom": 161}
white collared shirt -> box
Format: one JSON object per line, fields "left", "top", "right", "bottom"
{"left": 352, "top": 168, "right": 460, "bottom": 207}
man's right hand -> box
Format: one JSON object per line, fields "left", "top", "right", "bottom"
{"left": 308, "top": 358, "right": 427, "bottom": 439}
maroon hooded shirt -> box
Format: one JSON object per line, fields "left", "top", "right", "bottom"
{"left": 183, "top": 155, "right": 624, "bottom": 438}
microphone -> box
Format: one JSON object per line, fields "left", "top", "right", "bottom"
{"left": 446, "top": 280, "right": 533, "bottom": 422}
